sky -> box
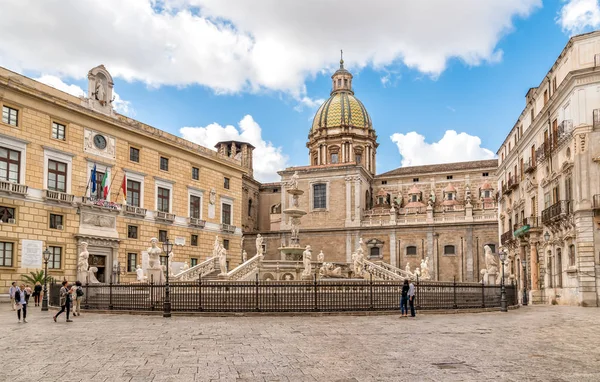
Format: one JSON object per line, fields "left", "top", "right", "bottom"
{"left": 1, "top": 0, "right": 600, "bottom": 182}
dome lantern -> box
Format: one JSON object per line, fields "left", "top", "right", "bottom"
{"left": 331, "top": 50, "right": 353, "bottom": 94}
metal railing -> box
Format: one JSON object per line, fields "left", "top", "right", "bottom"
{"left": 508, "top": 175, "right": 519, "bottom": 189}
{"left": 50, "top": 279, "right": 517, "bottom": 313}
{"left": 524, "top": 158, "right": 536, "bottom": 174}
{"left": 541, "top": 200, "right": 572, "bottom": 224}
{"left": 501, "top": 230, "right": 513, "bottom": 245}
{"left": 0, "top": 179, "right": 28, "bottom": 195}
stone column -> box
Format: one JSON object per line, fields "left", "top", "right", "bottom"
{"left": 354, "top": 176, "right": 361, "bottom": 224}
{"left": 390, "top": 231, "right": 397, "bottom": 267}
{"left": 346, "top": 232, "right": 352, "bottom": 263}
{"left": 341, "top": 142, "right": 345, "bottom": 163}
{"left": 345, "top": 176, "right": 352, "bottom": 225}
{"left": 317, "top": 145, "right": 321, "bottom": 165}
{"left": 530, "top": 242, "right": 539, "bottom": 290}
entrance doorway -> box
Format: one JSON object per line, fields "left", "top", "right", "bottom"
{"left": 89, "top": 254, "right": 107, "bottom": 283}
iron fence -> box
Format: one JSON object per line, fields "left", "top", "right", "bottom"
{"left": 50, "top": 278, "right": 517, "bottom": 313}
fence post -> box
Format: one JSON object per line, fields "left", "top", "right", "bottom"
{"left": 369, "top": 273, "right": 373, "bottom": 310}
{"left": 150, "top": 275, "right": 154, "bottom": 311}
{"left": 84, "top": 279, "right": 89, "bottom": 310}
{"left": 416, "top": 275, "right": 419, "bottom": 310}
{"left": 314, "top": 274, "right": 318, "bottom": 312}
{"left": 453, "top": 276, "right": 457, "bottom": 309}
{"left": 109, "top": 280, "right": 113, "bottom": 310}
{"left": 198, "top": 276, "right": 202, "bottom": 312}
{"left": 255, "top": 273, "right": 260, "bottom": 312}
{"left": 481, "top": 281, "right": 485, "bottom": 308}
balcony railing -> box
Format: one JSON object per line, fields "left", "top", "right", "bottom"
{"left": 501, "top": 230, "right": 513, "bottom": 245}
{"left": 0, "top": 179, "right": 28, "bottom": 195}
{"left": 502, "top": 184, "right": 511, "bottom": 195}
{"left": 541, "top": 200, "right": 572, "bottom": 225}
{"left": 124, "top": 205, "right": 147, "bottom": 217}
{"left": 508, "top": 175, "right": 519, "bottom": 190}
{"left": 513, "top": 216, "right": 539, "bottom": 237}
{"left": 44, "top": 189, "right": 74, "bottom": 203}
{"left": 188, "top": 217, "right": 206, "bottom": 228}
{"left": 593, "top": 109, "right": 599, "bottom": 130}
{"left": 220, "top": 223, "right": 236, "bottom": 233}
{"left": 557, "top": 120, "right": 573, "bottom": 145}
{"left": 524, "top": 158, "right": 536, "bottom": 174}
{"left": 81, "top": 197, "right": 122, "bottom": 211}
{"left": 155, "top": 211, "right": 176, "bottom": 223}
{"left": 593, "top": 194, "right": 600, "bottom": 210}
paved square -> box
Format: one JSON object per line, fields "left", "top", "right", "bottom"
{"left": 0, "top": 305, "right": 599, "bottom": 381}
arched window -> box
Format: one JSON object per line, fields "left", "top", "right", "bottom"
{"left": 569, "top": 244, "right": 575, "bottom": 266}
{"left": 556, "top": 248, "right": 562, "bottom": 288}
{"left": 444, "top": 245, "right": 455, "bottom": 255}
{"left": 406, "top": 246, "right": 417, "bottom": 256}
{"left": 247, "top": 199, "right": 253, "bottom": 217}
{"left": 370, "top": 247, "right": 380, "bottom": 258}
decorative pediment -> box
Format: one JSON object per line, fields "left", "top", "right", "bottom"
{"left": 561, "top": 161, "right": 574, "bottom": 175}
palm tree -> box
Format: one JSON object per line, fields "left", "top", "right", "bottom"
{"left": 21, "top": 270, "right": 54, "bottom": 285}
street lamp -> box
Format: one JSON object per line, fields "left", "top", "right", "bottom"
{"left": 521, "top": 258, "right": 528, "bottom": 306}
{"left": 41, "top": 247, "right": 51, "bottom": 311}
{"left": 544, "top": 231, "right": 550, "bottom": 243}
{"left": 498, "top": 250, "right": 508, "bottom": 312}
{"left": 162, "top": 238, "right": 173, "bottom": 318}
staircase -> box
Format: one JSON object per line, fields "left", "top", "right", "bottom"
{"left": 375, "top": 261, "right": 418, "bottom": 280}
{"left": 363, "top": 259, "right": 405, "bottom": 281}
{"left": 172, "top": 257, "right": 218, "bottom": 281}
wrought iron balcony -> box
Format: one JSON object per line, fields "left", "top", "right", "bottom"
{"left": 155, "top": 210, "right": 176, "bottom": 222}
{"left": 188, "top": 217, "right": 206, "bottom": 228}
{"left": 44, "top": 189, "right": 74, "bottom": 204}
{"left": 508, "top": 175, "right": 519, "bottom": 190}
{"left": 541, "top": 200, "right": 572, "bottom": 225}
{"left": 124, "top": 205, "right": 147, "bottom": 217}
{"left": 502, "top": 184, "right": 511, "bottom": 195}
{"left": 557, "top": 120, "right": 573, "bottom": 145}
{"left": 501, "top": 230, "right": 513, "bottom": 245}
{"left": 524, "top": 158, "right": 536, "bottom": 174}
{"left": 0, "top": 179, "right": 28, "bottom": 196}
{"left": 220, "top": 223, "right": 236, "bottom": 233}
{"left": 513, "top": 217, "right": 539, "bottom": 237}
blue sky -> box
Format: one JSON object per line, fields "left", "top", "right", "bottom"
{"left": 2, "top": 0, "right": 599, "bottom": 181}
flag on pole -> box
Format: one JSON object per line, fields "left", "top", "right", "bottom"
{"left": 91, "top": 164, "right": 97, "bottom": 194}
{"left": 121, "top": 174, "right": 127, "bottom": 204}
{"left": 101, "top": 172, "right": 109, "bottom": 199}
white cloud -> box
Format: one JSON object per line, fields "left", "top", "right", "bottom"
{"left": 446, "top": 106, "right": 456, "bottom": 112}
{"left": 0, "top": 0, "right": 541, "bottom": 98}
{"left": 34, "top": 75, "right": 134, "bottom": 116}
{"left": 293, "top": 96, "right": 326, "bottom": 113}
{"left": 380, "top": 74, "right": 391, "bottom": 87}
{"left": 390, "top": 130, "right": 496, "bottom": 167}
{"left": 557, "top": 0, "right": 600, "bottom": 34}
{"left": 180, "top": 115, "right": 287, "bottom": 182}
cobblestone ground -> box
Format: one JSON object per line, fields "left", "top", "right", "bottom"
{"left": 0, "top": 305, "right": 599, "bottom": 382}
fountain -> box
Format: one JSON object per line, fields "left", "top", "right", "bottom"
{"left": 278, "top": 171, "right": 307, "bottom": 260}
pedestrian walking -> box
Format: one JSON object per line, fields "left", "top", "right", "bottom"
{"left": 9, "top": 282, "right": 17, "bottom": 311}
{"left": 53, "top": 281, "right": 73, "bottom": 323}
{"left": 408, "top": 280, "right": 416, "bottom": 317}
{"left": 400, "top": 279, "right": 409, "bottom": 317}
{"left": 33, "top": 282, "right": 42, "bottom": 307}
{"left": 73, "top": 281, "right": 83, "bottom": 317}
{"left": 15, "top": 284, "right": 29, "bottom": 323}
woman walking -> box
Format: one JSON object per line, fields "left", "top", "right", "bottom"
{"left": 53, "top": 280, "right": 73, "bottom": 323}
{"left": 73, "top": 281, "right": 83, "bottom": 317}
{"left": 15, "top": 284, "right": 29, "bottom": 323}
{"left": 400, "top": 279, "right": 409, "bottom": 317}
{"left": 33, "top": 282, "right": 42, "bottom": 307}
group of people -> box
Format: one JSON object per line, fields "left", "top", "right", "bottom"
{"left": 8, "top": 279, "right": 84, "bottom": 323}
{"left": 400, "top": 279, "right": 416, "bottom": 317}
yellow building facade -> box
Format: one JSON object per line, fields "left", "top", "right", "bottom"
{"left": 0, "top": 65, "right": 245, "bottom": 288}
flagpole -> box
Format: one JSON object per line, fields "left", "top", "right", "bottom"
{"left": 84, "top": 165, "right": 94, "bottom": 198}
{"left": 106, "top": 169, "right": 119, "bottom": 200}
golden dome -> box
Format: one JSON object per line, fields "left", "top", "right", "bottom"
{"left": 311, "top": 91, "right": 372, "bottom": 132}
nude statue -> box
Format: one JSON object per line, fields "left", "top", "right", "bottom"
{"left": 289, "top": 171, "right": 299, "bottom": 190}
{"left": 147, "top": 238, "right": 162, "bottom": 269}
{"left": 242, "top": 250, "right": 248, "bottom": 263}
{"left": 135, "top": 265, "right": 146, "bottom": 282}
{"left": 256, "top": 234, "right": 264, "bottom": 256}
{"left": 77, "top": 242, "right": 90, "bottom": 273}
{"left": 302, "top": 245, "right": 312, "bottom": 277}
{"left": 218, "top": 245, "right": 228, "bottom": 275}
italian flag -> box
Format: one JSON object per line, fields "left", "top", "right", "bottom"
{"left": 101, "top": 172, "right": 109, "bottom": 199}
{"left": 121, "top": 175, "right": 127, "bottom": 204}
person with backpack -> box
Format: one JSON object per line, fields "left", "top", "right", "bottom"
{"left": 33, "top": 282, "right": 42, "bottom": 307}
{"left": 408, "top": 280, "right": 416, "bottom": 317}
{"left": 400, "top": 279, "right": 410, "bottom": 317}
{"left": 53, "top": 280, "right": 73, "bottom": 323}
{"left": 73, "top": 280, "right": 84, "bottom": 317}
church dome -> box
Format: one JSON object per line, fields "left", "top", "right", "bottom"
{"left": 311, "top": 91, "right": 372, "bottom": 132}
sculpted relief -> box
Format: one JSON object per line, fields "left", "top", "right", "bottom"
{"left": 82, "top": 212, "right": 116, "bottom": 228}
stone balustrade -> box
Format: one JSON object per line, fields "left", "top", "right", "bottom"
{"left": 224, "top": 254, "right": 262, "bottom": 281}
{"left": 155, "top": 210, "right": 176, "bottom": 223}
{"left": 124, "top": 205, "right": 147, "bottom": 217}
{"left": 172, "top": 257, "right": 218, "bottom": 281}
{"left": 44, "top": 189, "right": 74, "bottom": 203}
{"left": 363, "top": 259, "right": 404, "bottom": 281}
{"left": 0, "top": 179, "right": 28, "bottom": 195}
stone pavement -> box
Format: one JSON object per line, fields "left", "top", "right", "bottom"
{"left": 0, "top": 305, "right": 599, "bottom": 382}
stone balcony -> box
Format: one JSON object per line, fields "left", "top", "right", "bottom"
{"left": 155, "top": 210, "right": 176, "bottom": 223}
{"left": 44, "top": 189, "right": 74, "bottom": 204}
{"left": 80, "top": 197, "right": 122, "bottom": 211}
{"left": 188, "top": 217, "right": 206, "bottom": 228}
{"left": 221, "top": 223, "right": 236, "bottom": 233}
{"left": 124, "top": 205, "right": 147, "bottom": 218}
{"left": 0, "top": 179, "right": 28, "bottom": 196}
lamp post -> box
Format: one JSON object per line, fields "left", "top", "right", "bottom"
{"left": 521, "top": 258, "right": 528, "bottom": 306}
{"left": 41, "top": 247, "right": 51, "bottom": 311}
{"left": 544, "top": 231, "right": 550, "bottom": 243}
{"left": 162, "top": 238, "right": 173, "bottom": 318}
{"left": 498, "top": 250, "right": 508, "bottom": 312}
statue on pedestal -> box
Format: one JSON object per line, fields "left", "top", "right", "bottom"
{"left": 420, "top": 257, "right": 431, "bottom": 280}
{"left": 218, "top": 245, "right": 228, "bottom": 275}
{"left": 302, "top": 245, "right": 312, "bottom": 277}
{"left": 480, "top": 245, "right": 499, "bottom": 285}
{"left": 181, "top": 261, "right": 189, "bottom": 272}
{"left": 136, "top": 265, "right": 146, "bottom": 282}
{"left": 147, "top": 238, "right": 162, "bottom": 269}
{"left": 168, "top": 251, "right": 174, "bottom": 276}
{"left": 317, "top": 250, "right": 325, "bottom": 263}
{"left": 88, "top": 267, "right": 100, "bottom": 284}
{"left": 242, "top": 250, "right": 248, "bottom": 262}
{"left": 289, "top": 171, "right": 299, "bottom": 190}
{"left": 405, "top": 262, "right": 411, "bottom": 275}
{"left": 414, "top": 267, "right": 421, "bottom": 278}
{"left": 352, "top": 252, "right": 364, "bottom": 277}
{"left": 256, "top": 234, "right": 264, "bottom": 256}
{"left": 212, "top": 236, "right": 221, "bottom": 258}
{"left": 77, "top": 242, "right": 90, "bottom": 273}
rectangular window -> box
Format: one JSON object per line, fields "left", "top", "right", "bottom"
{"left": 444, "top": 245, "right": 455, "bottom": 255}
{"left": 313, "top": 183, "right": 326, "bottom": 209}
{"left": 49, "top": 214, "right": 63, "bottom": 229}
{"left": 331, "top": 153, "right": 339, "bottom": 164}
{"left": 0, "top": 241, "right": 14, "bottom": 267}
{"left": 2, "top": 106, "right": 18, "bottom": 126}
{"left": 51, "top": 122, "right": 66, "bottom": 141}
{"left": 381, "top": 180, "right": 387, "bottom": 185}
{"left": 486, "top": 244, "right": 496, "bottom": 253}
{"left": 157, "top": 187, "right": 170, "bottom": 212}
{"left": 158, "top": 230, "right": 168, "bottom": 242}
{"left": 126, "top": 180, "right": 141, "bottom": 207}
{"left": 127, "top": 253, "right": 137, "bottom": 272}
{"left": 129, "top": 147, "right": 140, "bottom": 162}
{"left": 48, "top": 246, "right": 62, "bottom": 269}
{"left": 191, "top": 235, "right": 198, "bottom": 247}
{"left": 0, "top": 206, "right": 16, "bottom": 223}
{"left": 221, "top": 203, "right": 232, "bottom": 225}
{"left": 446, "top": 175, "right": 453, "bottom": 180}
{"left": 0, "top": 146, "right": 21, "bottom": 183}
{"left": 47, "top": 159, "right": 67, "bottom": 192}
{"left": 223, "top": 239, "right": 229, "bottom": 250}
{"left": 127, "top": 225, "right": 138, "bottom": 239}
{"left": 191, "top": 258, "right": 198, "bottom": 267}
{"left": 482, "top": 172, "right": 489, "bottom": 177}
{"left": 406, "top": 246, "right": 417, "bottom": 256}
{"left": 192, "top": 167, "right": 199, "bottom": 180}
{"left": 190, "top": 195, "right": 201, "bottom": 219}
{"left": 565, "top": 177, "right": 572, "bottom": 201}
{"left": 224, "top": 177, "right": 230, "bottom": 189}
{"left": 544, "top": 192, "right": 551, "bottom": 209}
{"left": 160, "top": 157, "right": 169, "bottom": 171}
{"left": 93, "top": 171, "right": 104, "bottom": 199}
{"left": 413, "top": 178, "right": 419, "bottom": 182}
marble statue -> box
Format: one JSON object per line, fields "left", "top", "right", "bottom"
{"left": 405, "top": 262, "right": 411, "bottom": 275}
{"left": 465, "top": 185, "right": 471, "bottom": 203}
{"left": 209, "top": 188, "right": 216, "bottom": 205}
{"left": 429, "top": 188, "right": 436, "bottom": 204}
{"left": 256, "top": 234, "right": 264, "bottom": 256}
{"left": 242, "top": 250, "right": 248, "bottom": 263}
{"left": 182, "top": 261, "right": 189, "bottom": 272}
{"left": 394, "top": 192, "right": 402, "bottom": 207}
{"left": 289, "top": 171, "right": 299, "bottom": 190}
{"left": 302, "top": 245, "right": 312, "bottom": 277}
{"left": 168, "top": 251, "right": 174, "bottom": 276}
{"left": 136, "top": 265, "right": 146, "bottom": 282}
{"left": 95, "top": 80, "right": 105, "bottom": 102}
{"left": 483, "top": 245, "right": 498, "bottom": 274}
{"left": 77, "top": 242, "right": 90, "bottom": 273}
{"left": 212, "top": 236, "right": 221, "bottom": 258}
{"left": 218, "top": 245, "right": 227, "bottom": 275}
{"left": 390, "top": 205, "right": 396, "bottom": 214}
{"left": 147, "top": 238, "right": 162, "bottom": 269}
{"left": 356, "top": 238, "right": 365, "bottom": 258}
{"left": 352, "top": 252, "right": 364, "bottom": 277}
{"left": 414, "top": 267, "right": 421, "bottom": 278}
{"left": 420, "top": 257, "right": 431, "bottom": 280}
{"left": 88, "top": 267, "right": 100, "bottom": 283}
{"left": 317, "top": 250, "right": 325, "bottom": 263}
{"left": 320, "top": 262, "right": 342, "bottom": 277}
